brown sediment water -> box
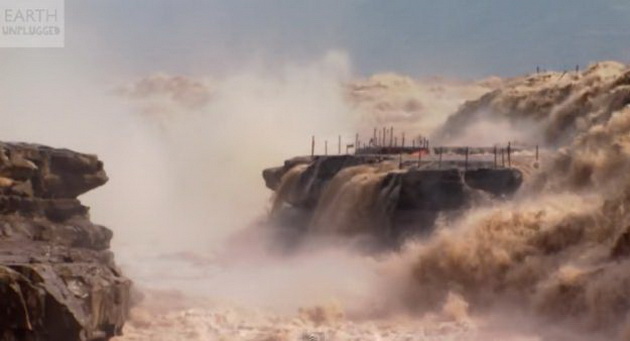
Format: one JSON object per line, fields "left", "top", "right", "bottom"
{"left": 271, "top": 164, "right": 309, "bottom": 214}
{"left": 309, "top": 163, "right": 399, "bottom": 237}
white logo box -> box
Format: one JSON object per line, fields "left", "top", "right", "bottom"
{"left": 0, "top": 0, "right": 64, "bottom": 48}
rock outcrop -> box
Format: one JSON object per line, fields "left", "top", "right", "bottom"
{"left": 0, "top": 142, "right": 130, "bottom": 341}
{"left": 264, "top": 154, "right": 522, "bottom": 246}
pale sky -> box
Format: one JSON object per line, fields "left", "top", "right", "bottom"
{"left": 6, "top": 1, "right": 630, "bottom": 78}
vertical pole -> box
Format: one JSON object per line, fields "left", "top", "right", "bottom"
{"left": 355, "top": 133, "right": 359, "bottom": 154}
{"left": 325, "top": 140, "right": 328, "bottom": 155}
{"left": 338, "top": 135, "right": 341, "bottom": 155}
{"left": 311, "top": 136, "right": 315, "bottom": 157}
{"left": 373, "top": 128, "right": 377, "bottom": 147}
{"left": 507, "top": 142, "right": 511, "bottom": 167}
{"left": 390, "top": 127, "right": 394, "bottom": 147}
{"left": 465, "top": 147, "right": 469, "bottom": 171}
{"left": 501, "top": 148, "right": 505, "bottom": 167}
{"left": 382, "top": 127, "right": 386, "bottom": 147}
{"left": 402, "top": 132, "right": 405, "bottom": 148}
{"left": 536, "top": 144, "right": 539, "bottom": 162}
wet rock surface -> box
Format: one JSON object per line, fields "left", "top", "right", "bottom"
{"left": 264, "top": 154, "right": 523, "bottom": 245}
{"left": 0, "top": 142, "right": 130, "bottom": 341}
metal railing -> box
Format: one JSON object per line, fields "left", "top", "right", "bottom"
{"left": 309, "top": 128, "right": 540, "bottom": 171}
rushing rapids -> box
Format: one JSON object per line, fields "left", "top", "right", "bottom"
{"left": 111, "top": 60, "right": 630, "bottom": 341}
{"left": 254, "top": 61, "right": 630, "bottom": 340}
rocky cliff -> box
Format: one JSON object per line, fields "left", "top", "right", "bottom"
{"left": 0, "top": 142, "right": 130, "bottom": 341}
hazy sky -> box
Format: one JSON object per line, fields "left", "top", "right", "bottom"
{"left": 9, "top": 1, "right": 630, "bottom": 78}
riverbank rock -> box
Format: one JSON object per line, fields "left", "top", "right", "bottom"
{"left": 0, "top": 142, "right": 130, "bottom": 341}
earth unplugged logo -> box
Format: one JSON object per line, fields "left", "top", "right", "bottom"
{"left": 0, "top": 0, "right": 64, "bottom": 47}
